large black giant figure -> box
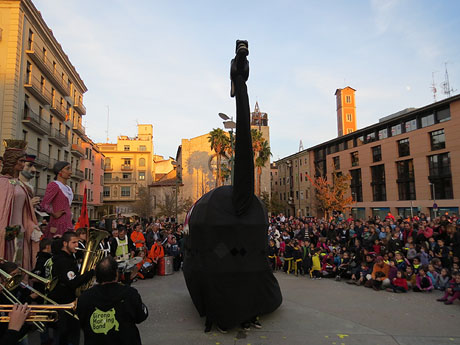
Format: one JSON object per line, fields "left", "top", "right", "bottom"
{"left": 183, "top": 41, "right": 282, "bottom": 329}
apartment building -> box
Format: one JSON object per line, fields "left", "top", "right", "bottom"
{"left": 272, "top": 151, "right": 314, "bottom": 217}
{"left": 309, "top": 94, "right": 460, "bottom": 219}
{"left": 0, "top": 0, "right": 89, "bottom": 219}
{"left": 97, "top": 124, "right": 154, "bottom": 215}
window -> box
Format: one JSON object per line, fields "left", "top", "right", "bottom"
{"left": 333, "top": 156, "right": 340, "bottom": 170}
{"left": 371, "top": 164, "right": 386, "bottom": 201}
{"left": 122, "top": 173, "right": 131, "bottom": 180}
{"left": 391, "top": 124, "right": 402, "bottom": 136}
{"left": 405, "top": 119, "right": 417, "bottom": 132}
{"left": 350, "top": 169, "right": 362, "bottom": 202}
{"left": 103, "top": 186, "right": 110, "bottom": 197}
{"left": 28, "top": 29, "right": 34, "bottom": 49}
{"left": 397, "top": 159, "right": 416, "bottom": 200}
{"left": 139, "top": 145, "right": 147, "bottom": 151}
{"left": 124, "top": 145, "right": 130, "bottom": 151}
{"left": 378, "top": 128, "right": 388, "bottom": 139}
{"left": 428, "top": 153, "right": 452, "bottom": 199}
{"left": 26, "top": 62, "right": 32, "bottom": 83}
{"left": 372, "top": 146, "right": 382, "bottom": 162}
{"left": 346, "top": 113, "right": 352, "bottom": 122}
{"left": 437, "top": 108, "right": 451, "bottom": 123}
{"left": 121, "top": 186, "right": 131, "bottom": 197}
{"left": 345, "top": 95, "right": 351, "bottom": 103}
{"left": 365, "top": 132, "right": 376, "bottom": 143}
{"left": 347, "top": 128, "right": 353, "bottom": 134}
{"left": 398, "top": 138, "right": 410, "bottom": 157}
{"left": 124, "top": 159, "right": 131, "bottom": 165}
{"left": 23, "top": 130, "right": 28, "bottom": 141}
{"left": 139, "top": 172, "right": 145, "bottom": 180}
{"left": 421, "top": 114, "right": 435, "bottom": 128}
{"left": 351, "top": 152, "right": 359, "bottom": 167}
{"left": 430, "top": 129, "right": 445, "bottom": 151}
{"left": 104, "top": 173, "right": 112, "bottom": 181}
{"left": 139, "top": 157, "right": 146, "bottom": 167}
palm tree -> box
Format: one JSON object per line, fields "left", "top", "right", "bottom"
{"left": 208, "top": 128, "right": 230, "bottom": 187}
{"left": 255, "top": 140, "right": 271, "bottom": 196}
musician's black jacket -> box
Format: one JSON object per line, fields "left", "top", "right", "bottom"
{"left": 48, "top": 250, "right": 94, "bottom": 303}
{"left": 76, "top": 282, "right": 148, "bottom": 345}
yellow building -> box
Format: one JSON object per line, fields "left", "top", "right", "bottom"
{"left": 177, "top": 102, "right": 271, "bottom": 204}
{"left": 97, "top": 124, "right": 155, "bottom": 215}
{"left": 0, "top": 0, "right": 90, "bottom": 218}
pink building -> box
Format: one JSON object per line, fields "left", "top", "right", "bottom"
{"left": 79, "top": 138, "right": 105, "bottom": 221}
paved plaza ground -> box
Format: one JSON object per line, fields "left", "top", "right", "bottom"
{"left": 135, "top": 271, "right": 460, "bottom": 345}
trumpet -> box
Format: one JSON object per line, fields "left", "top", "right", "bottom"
{"left": 0, "top": 303, "right": 75, "bottom": 323}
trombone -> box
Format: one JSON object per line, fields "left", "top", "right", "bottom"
{"left": 0, "top": 303, "right": 75, "bottom": 323}
{"left": 0, "top": 260, "right": 78, "bottom": 320}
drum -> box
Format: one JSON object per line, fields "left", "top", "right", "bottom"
{"left": 157, "top": 256, "right": 173, "bottom": 276}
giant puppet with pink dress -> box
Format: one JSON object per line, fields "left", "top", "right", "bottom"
{"left": 40, "top": 161, "right": 74, "bottom": 238}
{"left": 0, "top": 140, "right": 41, "bottom": 272}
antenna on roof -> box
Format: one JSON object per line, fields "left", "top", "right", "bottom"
{"left": 430, "top": 72, "right": 438, "bottom": 102}
{"left": 106, "top": 105, "right": 109, "bottom": 143}
{"left": 441, "top": 62, "right": 456, "bottom": 98}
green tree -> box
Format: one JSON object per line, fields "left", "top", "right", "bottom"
{"left": 208, "top": 128, "right": 230, "bottom": 187}
{"left": 268, "top": 192, "right": 284, "bottom": 215}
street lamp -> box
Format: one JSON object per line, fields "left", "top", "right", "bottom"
{"left": 430, "top": 182, "right": 437, "bottom": 219}
{"left": 218, "top": 113, "right": 236, "bottom": 185}
{"left": 170, "top": 157, "right": 178, "bottom": 223}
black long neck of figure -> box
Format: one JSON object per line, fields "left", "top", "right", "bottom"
{"left": 231, "top": 52, "right": 254, "bottom": 216}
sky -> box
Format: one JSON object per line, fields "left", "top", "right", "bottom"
{"left": 32, "top": 0, "right": 460, "bottom": 161}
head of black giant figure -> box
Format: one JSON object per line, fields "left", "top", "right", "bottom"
{"left": 183, "top": 40, "right": 282, "bottom": 329}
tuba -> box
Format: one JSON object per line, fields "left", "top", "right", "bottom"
{"left": 76, "top": 227, "right": 108, "bottom": 296}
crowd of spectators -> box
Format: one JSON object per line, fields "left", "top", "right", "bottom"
{"left": 267, "top": 212, "right": 460, "bottom": 305}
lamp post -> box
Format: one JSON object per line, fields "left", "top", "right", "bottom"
{"left": 171, "top": 158, "right": 178, "bottom": 223}
{"left": 430, "top": 182, "right": 437, "bottom": 219}
{"left": 218, "top": 113, "right": 236, "bottom": 185}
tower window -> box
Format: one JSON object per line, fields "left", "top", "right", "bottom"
{"left": 346, "top": 113, "right": 352, "bottom": 122}
{"left": 346, "top": 95, "right": 351, "bottom": 103}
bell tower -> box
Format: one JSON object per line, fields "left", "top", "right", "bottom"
{"left": 335, "top": 87, "right": 357, "bottom": 137}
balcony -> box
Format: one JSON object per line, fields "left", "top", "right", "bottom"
{"left": 72, "top": 169, "right": 84, "bottom": 181}
{"left": 27, "top": 148, "right": 49, "bottom": 168}
{"left": 104, "top": 164, "right": 113, "bottom": 171}
{"left": 71, "top": 143, "right": 85, "bottom": 157}
{"left": 24, "top": 75, "right": 51, "bottom": 105}
{"left": 22, "top": 108, "right": 50, "bottom": 135}
{"left": 121, "top": 164, "right": 133, "bottom": 171}
{"left": 104, "top": 176, "right": 136, "bottom": 183}
{"left": 72, "top": 123, "right": 85, "bottom": 136}
{"left": 74, "top": 99, "right": 86, "bottom": 115}
{"left": 73, "top": 194, "right": 83, "bottom": 203}
{"left": 48, "top": 128, "right": 69, "bottom": 147}
{"left": 26, "top": 46, "right": 70, "bottom": 96}
{"left": 50, "top": 101, "right": 67, "bottom": 121}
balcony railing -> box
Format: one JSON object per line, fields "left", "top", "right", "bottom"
{"left": 104, "top": 176, "right": 136, "bottom": 183}
{"left": 26, "top": 45, "right": 70, "bottom": 96}
{"left": 48, "top": 128, "right": 69, "bottom": 147}
{"left": 74, "top": 99, "right": 86, "bottom": 115}
{"left": 27, "top": 148, "right": 49, "bottom": 167}
{"left": 72, "top": 123, "right": 85, "bottom": 136}
{"left": 50, "top": 101, "right": 67, "bottom": 121}
{"left": 121, "top": 164, "right": 133, "bottom": 171}
{"left": 22, "top": 108, "right": 51, "bottom": 135}
{"left": 71, "top": 143, "right": 85, "bottom": 157}
{"left": 24, "top": 75, "right": 52, "bottom": 105}
{"left": 73, "top": 194, "right": 83, "bottom": 203}
{"left": 72, "top": 169, "right": 84, "bottom": 181}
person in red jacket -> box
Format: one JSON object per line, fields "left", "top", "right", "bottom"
{"left": 387, "top": 270, "right": 409, "bottom": 293}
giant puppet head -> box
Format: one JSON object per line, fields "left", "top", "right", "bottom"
{"left": 183, "top": 41, "right": 282, "bottom": 329}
